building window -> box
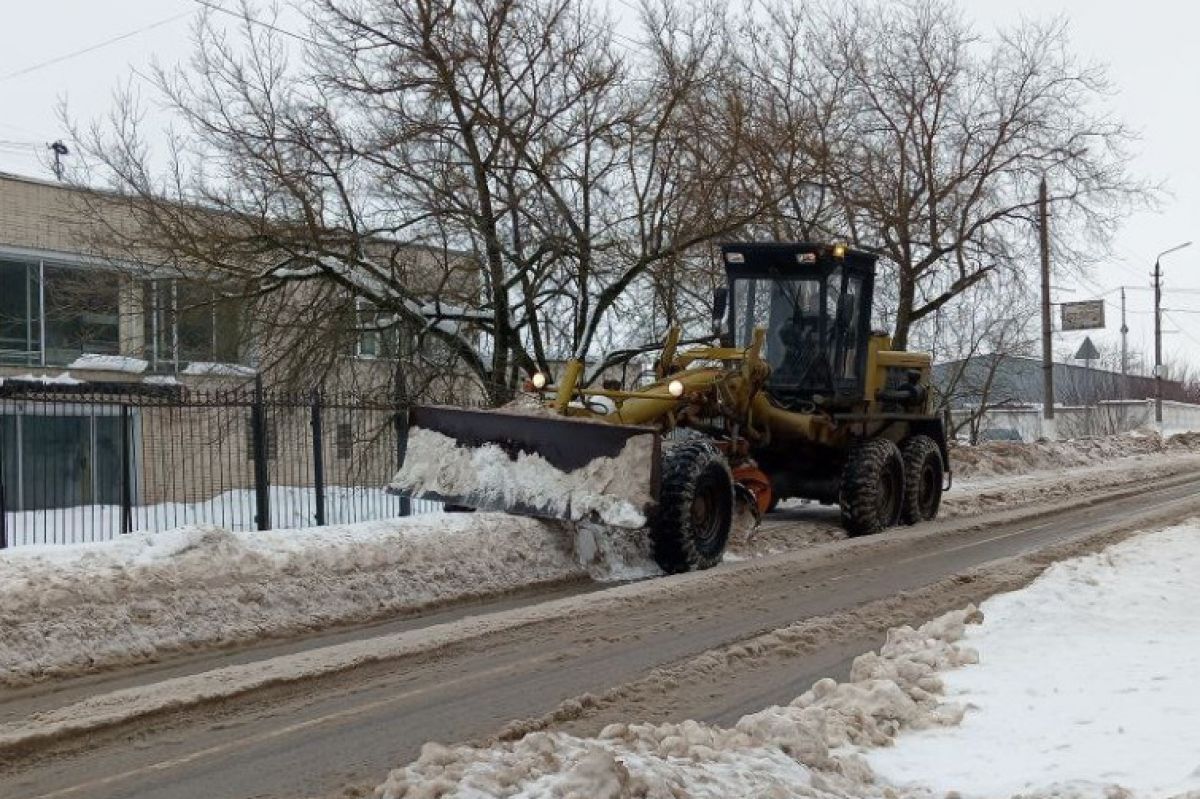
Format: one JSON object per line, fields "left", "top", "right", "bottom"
{"left": 44, "top": 265, "right": 120, "bottom": 365}
{"left": 144, "top": 279, "right": 245, "bottom": 371}
{"left": 0, "top": 259, "right": 37, "bottom": 364}
{"left": 355, "top": 301, "right": 400, "bottom": 359}
{"left": 335, "top": 422, "right": 353, "bottom": 459}
{"left": 0, "top": 259, "right": 120, "bottom": 366}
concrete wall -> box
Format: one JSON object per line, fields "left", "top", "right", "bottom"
{"left": 953, "top": 399, "right": 1200, "bottom": 441}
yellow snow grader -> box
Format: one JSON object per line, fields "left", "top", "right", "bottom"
{"left": 395, "top": 242, "right": 950, "bottom": 573}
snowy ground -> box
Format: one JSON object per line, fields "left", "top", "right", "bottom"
{"left": 373, "top": 522, "right": 1200, "bottom": 799}
{"left": 4, "top": 431, "right": 1200, "bottom": 685}
{"left": 867, "top": 521, "right": 1200, "bottom": 798}
{"left": 373, "top": 605, "right": 983, "bottom": 799}
{"left": 4, "top": 486, "right": 442, "bottom": 547}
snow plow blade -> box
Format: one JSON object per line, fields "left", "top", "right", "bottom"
{"left": 391, "top": 405, "right": 661, "bottom": 528}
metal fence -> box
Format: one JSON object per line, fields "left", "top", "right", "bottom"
{"left": 0, "top": 378, "right": 439, "bottom": 548}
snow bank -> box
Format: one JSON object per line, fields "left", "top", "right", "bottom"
{"left": 181, "top": 361, "right": 257, "bottom": 377}
{"left": 392, "top": 427, "right": 655, "bottom": 529}
{"left": 950, "top": 430, "right": 1200, "bottom": 480}
{"left": 374, "top": 606, "right": 984, "bottom": 798}
{"left": 0, "top": 514, "right": 654, "bottom": 685}
{"left": 867, "top": 522, "right": 1200, "bottom": 798}
{"left": 375, "top": 522, "right": 1200, "bottom": 798}
{"left": 66, "top": 354, "right": 148, "bottom": 373}
{"left": 5, "top": 485, "right": 427, "bottom": 547}
{"left": 0, "top": 372, "right": 82, "bottom": 385}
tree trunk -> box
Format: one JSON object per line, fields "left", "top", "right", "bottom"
{"left": 892, "top": 272, "right": 915, "bottom": 351}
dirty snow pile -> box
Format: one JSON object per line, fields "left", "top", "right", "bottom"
{"left": 392, "top": 427, "right": 655, "bottom": 528}
{"left": 377, "top": 522, "right": 1200, "bottom": 799}
{"left": 951, "top": 430, "right": 1200, "bottom": 480}
{"left": 868, "top": 521, "right": 1200, "bottom": 798}
{"left": 374, "top": 606, "right": 984, "bottom": 798}
{"left": 0, "top": 514, "right": 656, "bottom": 685}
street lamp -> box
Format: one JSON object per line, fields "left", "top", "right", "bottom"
{"left": 1154, "top": 241, "right": 1192, "bottom": 426}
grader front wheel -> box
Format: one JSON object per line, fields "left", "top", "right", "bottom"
{"left": 650, "top": 440, "right": 733, "bottom": 573}
{"left": 840, "top": 438, "right": 905, "bottom": 536}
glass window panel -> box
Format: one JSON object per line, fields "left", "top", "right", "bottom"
{"left": 142, "top": 278, "right": 247, "bottom": 369}
{"left": 733, "top": 277, "right": 821, "bottom": 371}
{"left": 143, "top": 280, "right": 172, "bottom": 370}
{"left": 213, "top": 293, "right": 244, "bottom": 363}
{"left": 177, "top": 280, "right": 216, "bottom": 364}
{"left": 838, "top": 276, "right": 864, "bottom": 380}
{"left": 43, "top": 265, "right": 120, "bottom": 365}
{"left": 0, "top": 260, "right": 36, "bottom": 364}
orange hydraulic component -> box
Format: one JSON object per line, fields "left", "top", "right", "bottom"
{"left": 732, "top": 465, "right": 773, "bottom": 515}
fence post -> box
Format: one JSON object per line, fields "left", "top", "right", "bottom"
{"left": 394, "top": 406, "right": 412, "bottom": 517}
{"left": 0, "top": 412, "right": 7, "bottom": 550}
{"left": 311, "top": 390, "right": 326, "bottom": 527}
{"left": 120, "top": 404, "right": 133, "bottom": 535}
{"left": 251, "top": 375, "right": 271, "bottom": 531}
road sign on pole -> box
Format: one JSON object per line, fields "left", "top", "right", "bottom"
{"left": 1073, "top": 336, "right": 1101, "bottom": 362}
{"left": 1061, "top": 300, "right": 1106, "bottom": 331}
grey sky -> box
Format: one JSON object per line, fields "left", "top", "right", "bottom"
{"left": 1, "top": 0, "right": 1196, "bottom": 371}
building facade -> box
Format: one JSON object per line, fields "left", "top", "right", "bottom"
{"left": 0, "top": 172, "right": 466, "bottom": 530}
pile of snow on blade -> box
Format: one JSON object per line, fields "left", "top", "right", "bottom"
{"left": 393, "top": 427, "right": 654, "bottom": 528}
{"left": 0, "top": 513, "right": 632, "bottom": 686}
{"left": 868, "top": 522, "right": 1200, "bottom": 797}
{"left": 375, "top": 606, "right": 984, "bottom": 798}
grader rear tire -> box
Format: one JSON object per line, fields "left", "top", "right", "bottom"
{"left": 839, "top": 438, "right": 905, "bottom": 536}
{"left": 650, "top": 440, "right": 733, "bottom": 574}
{"left": 900, "top": 435, "right": 943, "bottom": 524}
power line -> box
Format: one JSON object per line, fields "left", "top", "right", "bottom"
{"left": 1164, "top": 312, "right": 1200, "bottom": 349}
{"left": 0, "top": 9, "right": 194, "bottom": 83}
{"left": 190, "top": 0, "right": 323, "bottom": 49}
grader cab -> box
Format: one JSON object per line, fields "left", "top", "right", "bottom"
{"left": 394, "top": 242, "right": 949, "bottom": 573}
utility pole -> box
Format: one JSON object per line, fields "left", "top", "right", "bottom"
{"left": 1153, "top": 242, "right": 1193, "bottom": 427}
{"left": 1039, "top": 177, "right": 1055, "bottom": 439}
{"left": 1154, "top": 260, "right": 1162, "bottom": 425}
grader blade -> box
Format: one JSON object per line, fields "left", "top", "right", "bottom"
{"left": 392, "top": 405, "right": 661, "bottom": 528}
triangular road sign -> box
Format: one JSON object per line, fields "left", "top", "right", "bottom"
{"left": 1074, "top": 336, "right": 1101, "bottom": 361}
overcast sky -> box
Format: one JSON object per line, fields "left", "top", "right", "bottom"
{"left": 1, "top": 0, "right": 1198, "bottom": 371}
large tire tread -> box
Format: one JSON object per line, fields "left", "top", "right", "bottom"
{"left": 839, "top": 438, "right": 904, "bottom": 536}
{"left": 900, "top": 435, "right": 944, "bottom": 525}
{"left": 651, "top": 440, "right": 733, "bottom": 573}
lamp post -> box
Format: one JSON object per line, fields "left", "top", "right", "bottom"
{"left": 1154, "top": 241, "right": 1192, "bottom": 426}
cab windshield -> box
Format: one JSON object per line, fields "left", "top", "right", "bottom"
{"left": 731, "top": 268, "right": 863, "bottom": 396}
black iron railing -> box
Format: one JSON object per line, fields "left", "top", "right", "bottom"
{"left": 0, "top": 378, "right": 444, "bottom": 548}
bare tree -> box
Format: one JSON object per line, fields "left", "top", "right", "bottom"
{"left": 738, "top": 0, "right": 1153, "bottom": 349}
{"left": 922, "top": 279, "right": 1038, "bottom": 441}
{"left": 67, "top": 0, "right": 803, "bottom": 403}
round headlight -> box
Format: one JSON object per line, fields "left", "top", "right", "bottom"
{"left": 532, "top": 372, "right": 547, "bottom": 389}
{"left": 668, "top": 379, "right": 685, "bottom": 397}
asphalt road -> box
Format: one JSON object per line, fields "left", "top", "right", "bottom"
{"left": 4, "top": 470, "right": 1200, "bottom": 799}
